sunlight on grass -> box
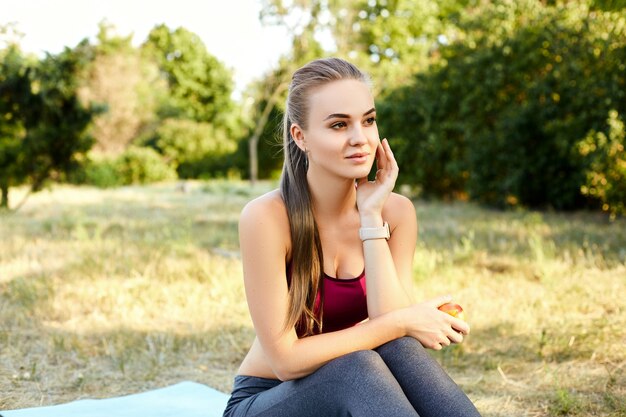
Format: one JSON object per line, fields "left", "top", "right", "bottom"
{"left": 1, "top": 181, "right": 625, "bottom": 416}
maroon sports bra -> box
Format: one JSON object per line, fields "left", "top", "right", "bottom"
{"left": 288, "top": 265, "right": 369, "bottom": 337}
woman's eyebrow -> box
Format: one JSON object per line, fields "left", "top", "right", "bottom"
{"left": 323, "top": 107, "right": 376, "bottom": 121}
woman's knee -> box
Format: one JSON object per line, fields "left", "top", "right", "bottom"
{"left": 379, "top": 336, "right": 423, "bottom": 352}
{"left": 376, "top": 336, "right": 431, "bottom": 361}
{"left": 333, "top": 349, "right": 384, "bottom": 369}
{"left": 321, "top": 349, "right": 387, "bottom": 379}
{"left": 312, "top": 350, "right": 417, "bottom": 415}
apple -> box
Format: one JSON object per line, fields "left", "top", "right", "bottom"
{"left": 438, "top": 302, "right": 466, "bottom": 321}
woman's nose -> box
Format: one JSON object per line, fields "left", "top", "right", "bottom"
{"left": 349, "top": 125, "right": 368, "bottom": 145}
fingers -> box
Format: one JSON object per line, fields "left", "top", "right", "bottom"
{"left": 427, "top": 327, "right": 464, "bottom": 350}
{"left": 382, "top": 138, "right": 398, "bottom": 170}
{"left": 426, "top": 333, "right": 452, "bottom": 350}
{"left": 447, "top": 329, "right": 464, "bottom": 344}
{"left": 450, "top": 316, "right": 470, "bottom": 335}
{"left": 429, "top": 342, "right": 443, "bottom": 351}
{"left": 375, "top": 141, "right": 387, "bottom": 171}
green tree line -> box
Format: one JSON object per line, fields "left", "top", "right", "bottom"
{"left": 1, "top": 0, "right": 625, "bottom": 217}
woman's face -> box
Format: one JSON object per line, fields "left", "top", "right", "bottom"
{"left": 297, "top": 79, "right": 379, "bottom": 180}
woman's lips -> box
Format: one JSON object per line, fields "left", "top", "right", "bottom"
{"left": 346, "top": 153, "right": 369, "bottom": 163}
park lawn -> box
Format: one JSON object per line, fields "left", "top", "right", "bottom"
{"left": 0, "top": 181, "right": 625, "bottom": 416}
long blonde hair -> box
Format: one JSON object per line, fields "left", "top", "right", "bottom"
{"left": 279, "top": 58, "right": 369, "bottom": 336}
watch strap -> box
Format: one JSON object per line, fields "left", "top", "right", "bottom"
{"left": 359, "top": 221, "right": 390, "bottom": 241}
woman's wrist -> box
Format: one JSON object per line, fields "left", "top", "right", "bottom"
{"left": 389, "top": 308, "right": 408, "bottom": 338}
{"left": 359, "top": 213, "right": 383, "bottom": 228}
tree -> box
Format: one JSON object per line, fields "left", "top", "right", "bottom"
{"left": 0, "top": 44, "right": 99, "bottom": 209}
{"left": 142, "top": 24, "right": 235, "bottom": 126}
{"left": 138, "top": 24, "right": 244, "bottom": 180}
{"left": 0, "top": 45, "right": 30, "bottom": 208}
{"left": 152, "top": 118, "right": 238, "bottom": 178}
{"left": 577, "top": 110, "right": 626, "bottom": 218}
{"left": 244, "top": 0, "right": 327, "bottom": 183}
{"left": 381, "top": 0, "right": 626, "bottom": 211}
{"left": 331, "top": 0, "right": 469, "bottom": 95}
{"left": 76, "top": 22, "right": 165, "bottom": 155}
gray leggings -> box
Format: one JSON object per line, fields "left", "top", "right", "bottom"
{"left": 222, "top": 337, "right": 481, "bottom": 417}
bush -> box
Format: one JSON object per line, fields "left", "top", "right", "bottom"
{"left": 82, "top": 158, "right": 122, "bottom": 188}
{"left": 152, "top": 118, "right": 237, "bottom": 178}
{"left": 71, "top": 146, "right": 177, "bottom": 187}
{"left": 577, "top": 110, "right": 626, "bottom": 219}
{"left": 115, "top": 146, "right": 177, "bottom": 184}
{"left": 382, "top": 0, "right": 626, "bottom": 211}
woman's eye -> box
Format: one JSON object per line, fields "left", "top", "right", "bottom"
{"left": 365, "top": 117, "right": 377, "bottom": 125}
{"left": 331, "top": 122, "right": 347, "bottom": 129}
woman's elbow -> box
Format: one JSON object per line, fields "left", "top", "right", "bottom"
{"left": 271, "top": 355, "right": 311, "bottom": 381}
{"left": 272, "top": 365, "right": 296, "bottom": 382}
{"left": 273, "top": 360, "right": 308, "bottom": 381}
{"left": 266, "top": 337, "right": 313, "bottom": 381}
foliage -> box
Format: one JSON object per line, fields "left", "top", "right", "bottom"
{"left": 0, "top": 45, "right": 30, "bottom": 207}
{"left": 232, "top": 103, "right": 284, "bottom": 180}
{"left": 0, "top": 43, "right": 99, "bottom": 209}
{"left": 77, "top": 156, "right": 121, "bottom": 188}
{"left": 246, "top": 1, "right": 331, "bottom": 181}
{"left": 577, "top": 110, "right": 626, "bottom": 218}
{"left": 151, "top": 118, "right": 237, "bottom": 178}
{"left": 137, "top": 23, "right": 244, "bottom": 181}
{"left": 113, "top": 146, "right": 177, "bottom": 185}
{"left": 142, "top": 24, "right": 235, "bottom": 126}
{"left": 70, "top": 146, "right": 177, "bottom": 188}
{"left": 339, "top": 0, "right": 472, "bottom": 94}
{"left": 76, "top": 22, "right": 166, "bottom": 155}
{"left": 382, "top": 0, "right": 626, "bottom": 211}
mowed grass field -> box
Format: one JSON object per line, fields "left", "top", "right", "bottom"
{"left": 1, "top": 181, "right": 625, "bottom": 416}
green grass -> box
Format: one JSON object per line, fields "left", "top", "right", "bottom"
{"left": 1, "top": 181, "right": 625, "bottom": 416}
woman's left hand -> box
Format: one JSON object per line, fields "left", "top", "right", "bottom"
{"left": 355, "top": 138, "right": 399, "bottom": 218}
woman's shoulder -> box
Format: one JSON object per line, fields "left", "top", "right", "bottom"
{"left": 382, "top": 192, "right": 417, "bottom": 227}
{"left": 240, "top": 189, "right": 291, "bottom": 245}
{"left": 241, "top": 188, "right": 287, "bottom": 218}
{"left": 384, "top": 192, "right": 415, "bottom": 213}
{"left": 240, "top": 189, "right": 292, "bottom": 260}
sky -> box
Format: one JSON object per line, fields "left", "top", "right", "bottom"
{"left": 2, "top": 0, "right": 292, "bottom": 97}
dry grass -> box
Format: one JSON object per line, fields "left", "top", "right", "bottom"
{"left": 1, "top": 182, "right": 625, "bottom": 416}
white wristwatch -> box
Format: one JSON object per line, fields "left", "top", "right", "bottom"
{"left": 359, "top": 221, "right": 390, "bottom": 241}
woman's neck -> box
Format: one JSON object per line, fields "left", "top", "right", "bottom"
{"left": 306, "top": 166, "right": 359, "bottom": 222}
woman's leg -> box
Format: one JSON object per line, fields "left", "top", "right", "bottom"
{"left": 223, "top": 349, "right": 419, "bottom": 417}
{"left": 375, "top": 337, "right": 481, "bottom": 417}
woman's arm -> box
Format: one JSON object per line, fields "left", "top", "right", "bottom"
{"left": 361, "top": 193, "right": 417, "bottom": 317}
{"left": 357, "top": 139, "right": 415, "bottom": 317}
{"left": 239, "top": 194, "right": 407, "bottom": 381}
{"left": 240, "top": 188, "right": 468, "bottom": 382}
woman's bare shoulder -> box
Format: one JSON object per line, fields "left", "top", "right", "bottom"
{"left": 239, "top": 190, "right": 291, "bottom": 260}
{"left": 382, "top": 192, "right": 417, "bottom": 227}
{"left": 240, "top": 189, "right": 291, "bottom": 252}
{"left": 241, "top": 189, "right": 287, "bottom": 219}
{"left": 384, "top": 192, "right": 415, "bottom": 213}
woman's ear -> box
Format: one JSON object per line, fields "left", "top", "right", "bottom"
{"left": 290, "top": 123, "right": 307, "bottom": 152}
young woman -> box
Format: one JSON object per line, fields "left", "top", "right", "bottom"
{"left": 223, "top": 58, "right": 481, "bottom": 417}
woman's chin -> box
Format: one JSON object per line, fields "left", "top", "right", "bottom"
{"left": 348, "top": 167, "right": 374, "bottom": 180}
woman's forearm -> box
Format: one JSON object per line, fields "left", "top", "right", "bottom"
{"left": 360, "top": 213, "right": 412, "bottom": 317}
{"left": 276, "top": 308, "right": 406, "bottom": 381}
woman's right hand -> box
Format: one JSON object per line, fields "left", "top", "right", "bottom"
{"left": 356, "top": 138, "right": 398, "bottom": 219}
{"left": 398, "top": 296, "right": 471, "bottom": 350}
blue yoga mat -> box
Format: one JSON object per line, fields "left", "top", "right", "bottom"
{"left": 1, "top": 381, "right": 229, "bottom": 417}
